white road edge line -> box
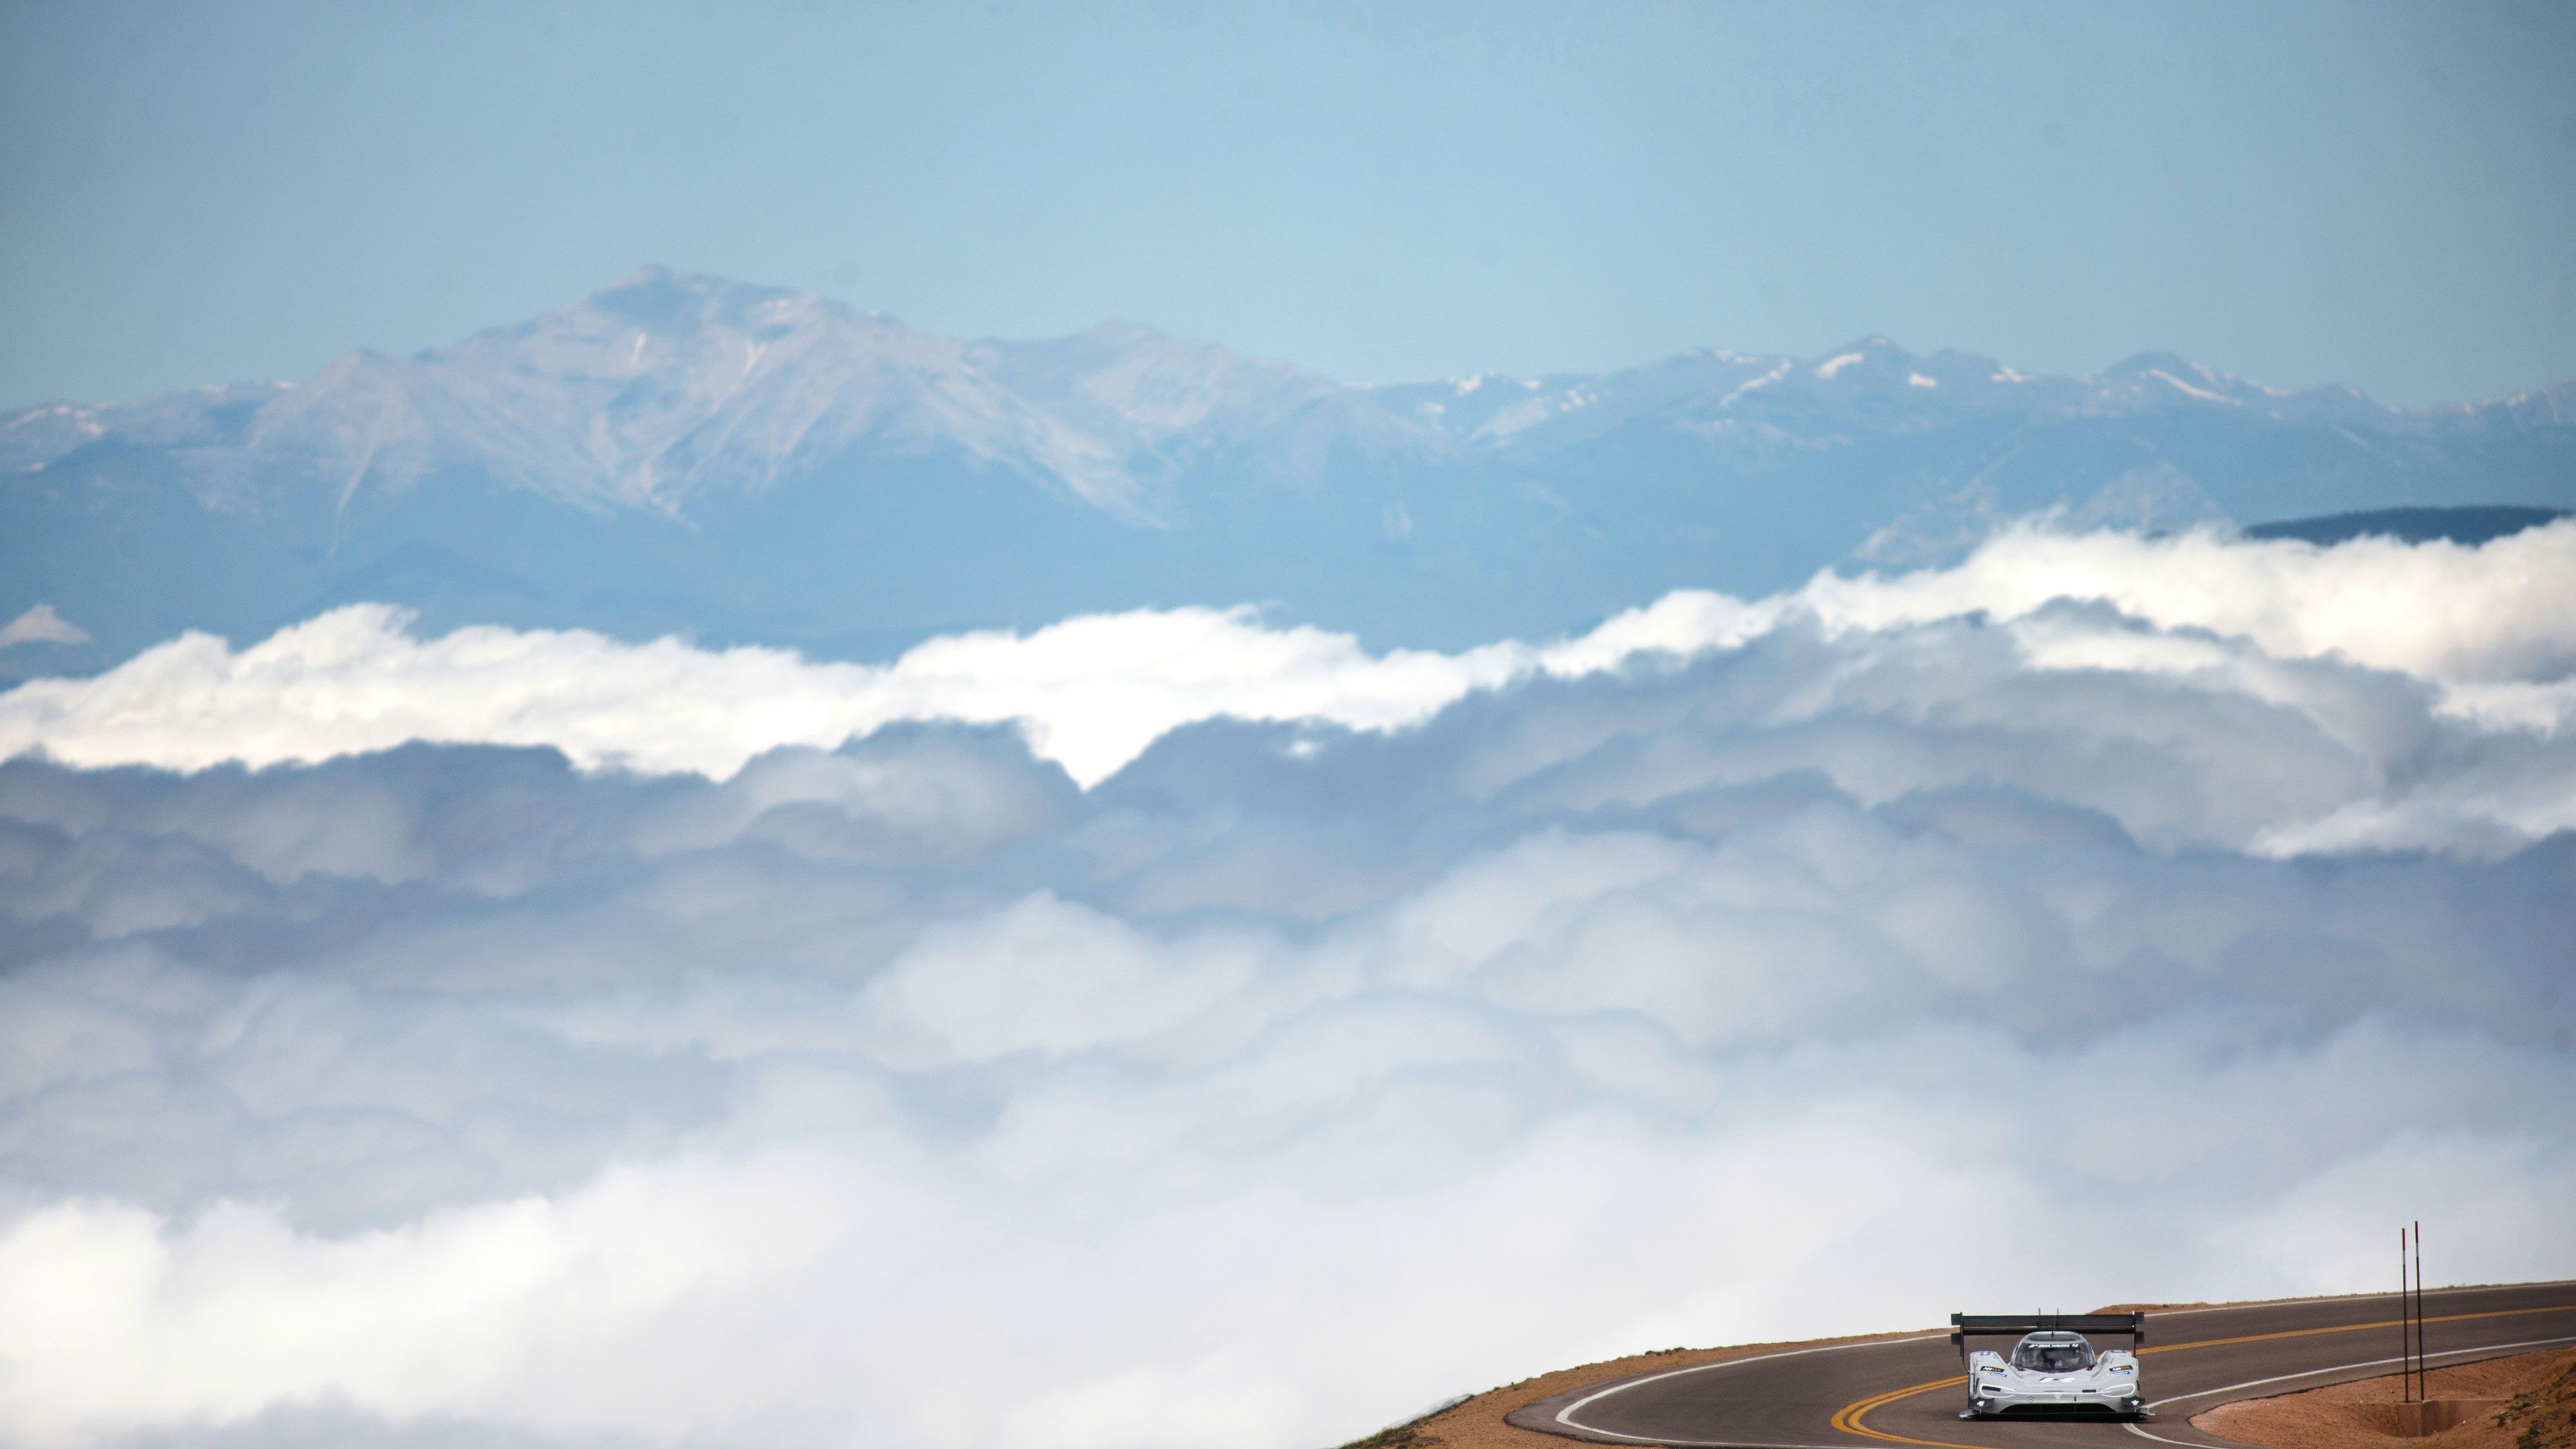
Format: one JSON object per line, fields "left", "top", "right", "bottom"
{"left": 1553, "top": 1332, "right": 1947, "bottom": 1447}
{"left": 2119, "top": 1334, "right": 2576, "bottom": 1448}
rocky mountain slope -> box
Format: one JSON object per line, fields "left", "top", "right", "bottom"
{"left": 7, "top": 266, "right": 2573, "bottom": 672}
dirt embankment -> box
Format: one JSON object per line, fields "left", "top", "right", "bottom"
{"left": 2194, "top": 1344, "right": 2576, "bottom": 1449}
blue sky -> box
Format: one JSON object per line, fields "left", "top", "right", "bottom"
{"left": 3, "top": 0, "right": 2572, "bottom": 410}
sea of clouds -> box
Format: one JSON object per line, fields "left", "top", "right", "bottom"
{"left": 3, "top": 523, "right": 2573, "bottom": 1449}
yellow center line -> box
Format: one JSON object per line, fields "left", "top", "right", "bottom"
{"left": 1827, "top": 1372, "right": 1976, "bottom": 1446}
{"left": 1828, "top": 1301, "right": 2576, "bottom": 1447}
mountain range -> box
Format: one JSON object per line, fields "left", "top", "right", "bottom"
{"left": 7, "top": 266, "right": 2574, "bottom": 674}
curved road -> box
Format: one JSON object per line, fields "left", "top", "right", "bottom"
{"left": 1510, "top": 1280, "right": 2576, "bottom": 1448}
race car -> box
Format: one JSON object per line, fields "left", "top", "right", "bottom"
{"left": 1950, "top": 1313, "right": 2149, "bottom": 1419}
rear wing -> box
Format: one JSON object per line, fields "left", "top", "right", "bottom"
{"left": 1950, "top": 1312, "right": 2145, "bottom": 1350}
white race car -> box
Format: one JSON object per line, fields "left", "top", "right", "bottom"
{"left": 1965, "top": 1332, "right": 2144, "bottom": 1417}
{"left": 1951, "top": 1314, "right": 2149, "bottom": 1419}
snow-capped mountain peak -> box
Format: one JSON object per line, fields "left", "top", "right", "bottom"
{"left": 10, "top": 272, "right": 2484, "bottom": 527}
{"left": 6, "top": 268, "right": 2571, "bottom": 676}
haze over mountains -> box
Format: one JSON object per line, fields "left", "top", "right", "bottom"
{"left": 7, "top": 266, "right": 2574, "bottom": 675}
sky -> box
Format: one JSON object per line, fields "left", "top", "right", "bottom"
{"left": 4, "top": 0, "right": 2575, "bottom": 413}
{"left": 5, "top": 10, "right": 2576, "bottom": 1446}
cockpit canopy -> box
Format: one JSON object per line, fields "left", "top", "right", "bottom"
{"left": 2009, "top": 1332, "right": 2098, "bottom": 1374}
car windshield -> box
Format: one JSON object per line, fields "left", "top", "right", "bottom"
{"left": 2011, "top": 1338, "right": 2096, "bottom": 1373}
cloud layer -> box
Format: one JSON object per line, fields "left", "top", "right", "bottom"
{"left": 2, "top": 523, "right": 2573, "bottom": 1449}
{"left": 9, "top": 522, "right": 2572, "bottom": 790}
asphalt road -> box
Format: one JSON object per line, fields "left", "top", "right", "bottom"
{"left": 1510, "top": 1280, "right": 2576, "bottom": 1448}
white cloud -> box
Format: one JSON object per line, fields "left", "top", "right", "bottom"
{"left": 1793, "top": 521, "right": 2576, "bottom": 684}
{"left": 0, "top": 603, "right": 1532, "bottom": 788}
{"left": 1, "top": 523, "right": 2573, "bottom": 1448}
{"left": 0, "top": 604, "right": 91, "bottom": 650}
{"left": 5, "top": 521, "right": 2572, "bottom": 793}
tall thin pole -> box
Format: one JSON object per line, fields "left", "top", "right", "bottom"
{"left": 2400, "top": 1227, "right": 2414, "bottom": 1403}
{"left": 2400, "top": 1217, "right": 2421, "bottom": 1402}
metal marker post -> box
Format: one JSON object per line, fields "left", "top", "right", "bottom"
{"left": 2399, "top": 1227, "right": 2414, "bottom": 1403}
{"left": 2400, "top": 1212, "right": 2421, "bottom": 1392}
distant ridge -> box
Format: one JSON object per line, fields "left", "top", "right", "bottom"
{"left": 6, "top": 267, "right": 2575, "bottom": 674}
{"left": 2243, "top": 505, "right": 2572, "bottom": 547}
